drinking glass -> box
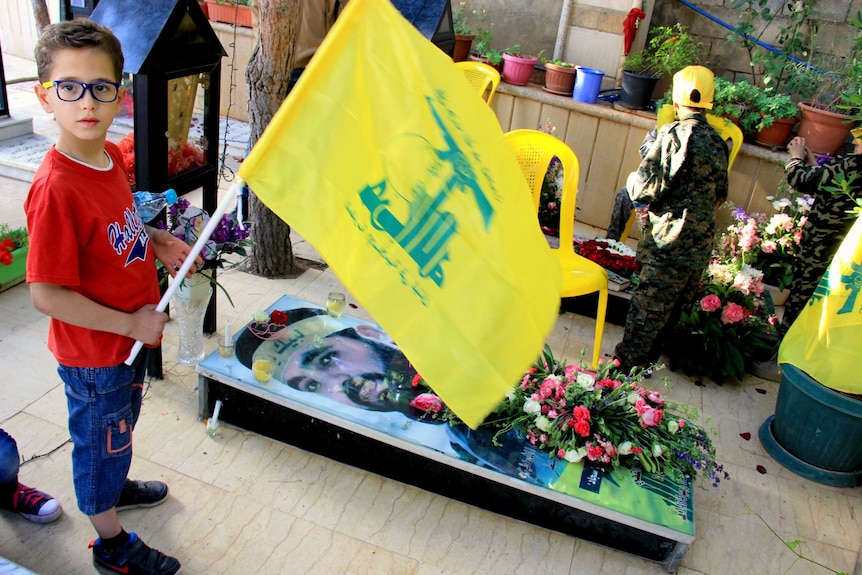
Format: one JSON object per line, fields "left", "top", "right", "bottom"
{"left": 327, "top": 292, "right": 346, "bottom": 318}
{"left": 252, "top": 353, "right": 276, "bottom": 383}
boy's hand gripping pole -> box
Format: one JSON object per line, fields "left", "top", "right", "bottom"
{"left": 125, "top": 180, "right": 245, "bottom": 366}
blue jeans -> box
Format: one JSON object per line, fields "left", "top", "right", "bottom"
{"left": 59, "top": 350, "right": 148, "bottom": 516}
{"left": 0, "top": 428, "right": 20, "bottom": 485}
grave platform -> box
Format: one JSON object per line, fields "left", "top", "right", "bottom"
{"left": 197, "top": 295, "right": 695, "bottom": 572}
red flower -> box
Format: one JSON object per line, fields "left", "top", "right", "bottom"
{"left": 269, "top": 310, "right": 289, "bottom": 325}
{"left": 574, "top": 420, "right": 591, "bottom": 437}
{"left": 410, "top": 393, "right": 443, "bottom": 413}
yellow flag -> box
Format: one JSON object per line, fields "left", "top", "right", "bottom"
{"left": 239, "top": 0, "right": 561, "bottom": 427}
{"left": 778, "top": 213, "right": 862, "bottom": 394}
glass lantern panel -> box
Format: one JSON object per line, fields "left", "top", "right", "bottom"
{"left": 167, "top": 71, "right": 210, "bottom": 179}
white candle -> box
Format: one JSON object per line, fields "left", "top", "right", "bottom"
{"left": 224, "top": 321, "right": 232, "bottom": 347}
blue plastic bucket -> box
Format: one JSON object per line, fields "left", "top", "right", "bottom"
{"left": 573, "top": 68, "right": 605, "bottom": 104}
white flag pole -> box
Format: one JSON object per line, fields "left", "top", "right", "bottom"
{"left": 125, "top": 179, "right": 244, "bottom": 366}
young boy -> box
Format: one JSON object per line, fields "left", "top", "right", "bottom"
{"left": 614, "top": 65, "right": 729, "bottom": 371}
{"left": 26, "top": 19, "right": 198, "bottom": 575}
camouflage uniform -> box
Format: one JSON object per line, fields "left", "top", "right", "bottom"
{"left": 614, "top": 111, "right": 729, "bottom": 367}
{"left": 780, "top": 153, "right": 862, "bottom": 332}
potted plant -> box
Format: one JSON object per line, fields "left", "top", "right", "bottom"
{"left": 620, "top": 24, "right": 704, "bottom": 110}
{"left": 469, "top": 9, "right": 503, "bottom": 72}
{"left": 760, "top": 195, "right": 862, "bottom": 487}
{"left": 751, "top": 88, "right": 799, "bottom": 148}
{"left": 0, "top": 224, "right": 28, "bottom": 293}
{"left": 542, "top": 58, "right": 577, "bottom": 96}
{"left": 784, "top": 52, "right": 862, "bottom": 155}
{"left": 205, "top": 0, "right": 253, "bottom": 28}
{"left": 501, "top": 44, "right": 539, "bottom": 86}
{"left": 452, "top": 2, "right": 474, "bottom": 62}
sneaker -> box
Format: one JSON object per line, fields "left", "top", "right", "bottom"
{"left": 116, "top": 479, "right": 169, "bottom": 511}
{"left": 91, "top": 532, "right": 180, "bottom": 575}
{"left": 11, "top": 483, "right": 63, "bottom": 523}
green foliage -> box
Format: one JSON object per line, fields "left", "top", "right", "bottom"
{"left": 0, "top": 224, "right": 28, "bottom": 249}
{"left": 453, "top": 2, "right": 471, "bottom": 35}
{"left": 543, "top": 58, "right": 574, "bottom": 68}
{"left": 505, "top": 44, "right": 522, "bottom": 57}
{"left": 729, "top": 0, "right": 816, "bottom": 92}
{"left": 713, "top": 78, "right": 798, "bottom": 133}
{"left": 623, "top": 24, "right": 704, "bottom": 77}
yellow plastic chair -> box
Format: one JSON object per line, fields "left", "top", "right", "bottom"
{"left": 618, "top": 105, "right": 744, "bottom": 243}
{"left": 505, "top": 129, "right": 608, "bottom": 369}
{"left": 455, "top": 60, "right": 501, "bottom": 106}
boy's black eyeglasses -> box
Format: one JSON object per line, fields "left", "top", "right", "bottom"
{"left": 41, "top": 80, "right": 121, "bottom": 103}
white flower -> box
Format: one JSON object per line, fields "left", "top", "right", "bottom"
{"left": 252, "top": 311, "right": 270, "bottom": 323}
{"left": 618, "top": 441, "right": 634, "bottom": 455}
{"left": 535, "top": 415, "right": 551, "bottom": 432}
{"left": 667, "top": 420, "right": 679, "bottom": 434}
{"left": 563, "top": 447, "right": 588, "bottom": 463}
{"left": 576, "top": 371, "right": 596, "bottom": 390}
{"left": 523, "top": 399, "right": 541, "bottom": 414}
{"left": 652, "top": 443, "right": 665, "bottom": 457}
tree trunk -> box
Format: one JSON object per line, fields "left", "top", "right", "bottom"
{"left": 31, "top": 0, "right": 49, "bottom": 35}
{"left": 245, "top": 0, "right": 301, "bottom": 277}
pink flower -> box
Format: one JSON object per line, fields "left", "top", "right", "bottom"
{"left": 761, "top": 240, "right": 777, "bottom": 254}
{"left": 721, "top": 302, "right": 747, "bottom": 325}
{"left": 738, "top": 219, "right": 760, "bottom": 251}
{"left": 700, "top": 294, "right": 722, "bottom": 312}
{"left": 411, "top": 374, "right": 423, "bottom": 387}
{"left": 640, "top": 407, "right": 663, "bottom": 428}
{"left": 410, "top": 393, "right": 443, "bottom": 413}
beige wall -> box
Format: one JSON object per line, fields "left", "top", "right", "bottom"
{"left": 491, "top": 82, "right": 786, "bottom": 237}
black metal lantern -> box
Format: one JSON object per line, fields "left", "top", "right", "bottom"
{"left": 92, "top": 0, "right": 226, "bottom": 376}
{"left": 393, "top": 0, "right": 456, "bottom": 58}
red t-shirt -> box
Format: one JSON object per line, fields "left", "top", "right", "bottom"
{"left": 24, "top": 142, "right": 160, "bottom": 367}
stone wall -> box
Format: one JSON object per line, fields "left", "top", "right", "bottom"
{"left": 650, "top": 0, "right": 862, "bottom": 82}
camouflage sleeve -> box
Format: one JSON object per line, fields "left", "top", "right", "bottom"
{"left": 785, "top": 154, "right": 862, "bottom": 200}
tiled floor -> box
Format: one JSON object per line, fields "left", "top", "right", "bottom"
{"left": 1, "top": 54, "right": 860, "bottom": 575}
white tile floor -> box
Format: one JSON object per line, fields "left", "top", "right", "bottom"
{"left": 1, "top": 53, "right": 860, "bottom": 575}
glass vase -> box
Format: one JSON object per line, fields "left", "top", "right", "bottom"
{"left": 171, "top": 272, "right": 211, "bottom": 365}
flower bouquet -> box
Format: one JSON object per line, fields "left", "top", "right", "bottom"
{"left": 666, "top": 261, "right": 777, "bottom": 382}
{"left": 160, "top": 197, "right": 252, "bottom": 303}
{"left": 574, "top": 238, "right": 642, "bottom": 281}
{"left": 247, "top": 309, "right": 290, "bottom": 340}
{"left": 411, "top": 346, "right": 727, "bottom": 486}
{"left": 715, "top": 185, "right": 813, "bottom": 290}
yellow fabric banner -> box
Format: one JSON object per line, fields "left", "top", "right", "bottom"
{"left": 778, "top": 214, "right": 862, "bottom": 394}
{"left": 239, "top": 0, "right": 561, "bottom": 427}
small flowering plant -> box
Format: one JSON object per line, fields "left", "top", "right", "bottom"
{"left": 117, "top": 132, "right": 206, "bottom": 190}
{"left": 411, "top": 346, "right": 727, "bottom": 485}
{"left": 160, "top": 198, "right": 252, "bottom": 304}
{"left": 0, "top": 224, "right": 28, "bottom": 266}
{"left": 668, "top": 261, "right": 777, "bottom": 382}
{"left": 248, "top": 309, "right": 290, "bottom": 340}
{"left": 715, "top": 184, "right": 813, "bottom": 290}
{"left": 163, "top": 198, "right": 252, "bottom": 267}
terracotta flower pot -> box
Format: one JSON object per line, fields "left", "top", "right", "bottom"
{"left": 543, "top": 63, "right": 577, "bottom": 96}
{"left": 452, "top": 34, "right": 474, "bottom": 62}
{"left": 796, "top": 102, "right": 853, "bottom": 156}
{"left": 754, "top": 116, "right": 798, "bottom": 149}
{"left": 502, "top": 53, "right": 538, "bottom": 86}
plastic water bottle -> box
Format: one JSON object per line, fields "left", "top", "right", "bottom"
{"left": 134, "top": 188, "right": 178, "bottom": 222}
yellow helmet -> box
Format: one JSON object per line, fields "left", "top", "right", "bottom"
{"left": 672, "top": 65, "right": 714, "bottom": 109}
